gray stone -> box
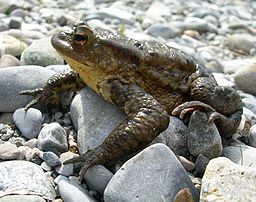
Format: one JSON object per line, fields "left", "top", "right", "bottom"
{"left": 55, "top": 175, "right": 97, "bottom": 202}
{"left": 176, "top": 155, "right": 195, "bottom": 172}
{"left": 20, "top": 37, "right": 64, "bottom": 66}
{"left": 0, "top": 142, "right": 19, "bottom": 160}
{"left": 0, "top": 34, "right": 28, "bottom": 57}
{"left": 147, "top": 23, "right": 180, "bottom": 39}
{"left": 222, "top": 145, "right": 256, "bottom": 168}
{"left": 205, "top": 59, "right": 224, "bottom": 73}
{"left": 222, "top": 59, "right": 256, "bottom": 74}
{"left": 0, "top": 66, "right": 55, "bottom": 112}
{"left": 0, "top": 195, "right": 46, "bottom": 202}
{"left": 188, "top": 110, "right": 223, "bottom": 159}
{"left": 145, "top": 1, "right": 171, "bottom": 22}
{"left": 9, "top": 17, "right": 22, "bottom": 29}
{"left": 41, "top": 161, "right": 52, "bottom": 171}
{"left": 24, "top": 138, "right": 38, "bottom": 148}
{"left": 226, "top": 34, "right": 256, "bottom": 55}
{"left": 0, "top": 54, "right": 20, "bottom": 68}
{"left": 104, "top": 143, "right": 199, "bottom": 202}
{"left": 45, "top": 64, "right": 71, "bottom": 73}
{"left": 42, "top": 151, "right": 61, "bottom": 167}
{"left": 55, "top": 152, "right": 78, "bottom": 176}
{"left": 242, "top": 97, "right": 256, "bottom": 115}
{"left": 249, "top": 125, "right": 256, "bottom": 148}
{"left": 200, "top": 157, "right": 256, "bottom": 201}
{"left": 212, "top": 73, "right": 235, "bottom": 87}
{"left": 194, "top": 154, "right": 210, "bottom": 177}
{"left": 152, "top": 116, "right": 189, "bottom": 157}
{"left": 37, "top": 122, "right": 68, "bottom": 155}
{"left": 234, "top": 62, "right": 256, "bottom": 95}
{"left": 70, "top": 87, "right": 126, "bottom": 154}
{"left": 0, "top": 160, "right": 54, "bottom": 200}
{"left": 13, "top": 108, "right": 43, "bottom": 139}
{"left": 84, "top": 165, "right": 113, "bottom": 195}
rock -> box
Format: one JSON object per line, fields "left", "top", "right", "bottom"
{"left": 153, "top": 116, "right": 189, "bottom": 157}
{"left": 25, "top": 138, "right": 38, "bottom": 148}
{"left": 0, "top": 160, "right": 54, "bottom": 200}
{"left": 45, "top": 64, "right": 71, "bottom": 73}
{"left": 70, "top": 87, "right": 126, "bottom": 154}
{"left": 145, "top": 1, "right": 171, "bottom": 21}
{"left": 55, "top": 175, "right": 97, "bottom": 202}
{"left": 225, "top": 34, "right": 256, "bottom": 55}
{"left": 176, "top": 155, "right": 195, "bottom": 172}
{"left": 205, "top": 59, "right": 224, "bottom": 73}
{"left": 234, "top": 62, "right": 256, "bottom": 95}
{"left": 0, "top": 195, "right": 46, "bottom": 202}
{"left": 55, "top": 151, "right": 78, "bottom": 176}
{"left": 84, "top": 165, "right": 113, "bottom": 195}
{"left": 242, "top": 97, "right": 256, "bottom": 115}
{"left": 41, "top": 161, "right": 52, "bottom": 171}
{"left": 222, "top": 145, "right": 256, "bottom": 168}
{"left": 0, "top": 66, "right": 55, "bottom": 112}
{"left": 9, "top": 16, "right": 22, "bottom": 29}
{"left": 200, "top": 157, "right": 256, "bottom": 201}
{"left": 0, "top": 54, "right": 20, "bottom": 68}
{"left": 194, "top": 154, "right": 210, "bottom": 177}
{"left": 222, "top": 59, "right": 256, "bottom": 74}
{"left": 20, "top": 37, "right": 64, "bottom": 66}
{"left": 104, "top": 143, "right": 199, "bottom": 202}
{"left": 212, "top": 73, "right": 235, "bottom": 87}
{"left": 37, "top": 122, "right": 68, "bottom": 155}
{"left": 249, "top": 125, "right": 256, "bottom": 148}
{"left": 147, "top": 23, "right": 180, "bottom": 39}
{"left": 0, "top": 142, "right": 19, "bottom": 160}
{"left": 13, "top": 108, "right": 43, "bottom": 139}
{"left": 42, "top": 151, "right": 61, "bottom": 167}
{"left": 188, "top": 110, "right": 223, "bottom": 159}
{"left": 0, "top": 34, "right": 28, "bottom": 57}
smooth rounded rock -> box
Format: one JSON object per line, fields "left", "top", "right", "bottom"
{"left": 188, "top": 110, "right": 223, "bottom": 159}
{"left": 0, "top": 54, "right": 20, "bottom": 68}
{"left": 0, "top": 34, "right": 28, "bottom": 57}
{"left": 104, "top": 143, "right": 199, "bottom": 202}
{"left": 249, "top": 125, "right": 256, "bottom": 148}
{"left": 13, "top": 108, "right": 43, "bottom": 139}
{"left": 0, "top": 160, "right": 55, "bottom": 200}
{"left": 55, "top": 151, "right": 78, "bottom": 176}
{"left": 0, "top": 66, "right": 55, "bottom": 112}
{"left": 147, "top": 23, "right": 180, "bottom": 39}
{"left": 20, "top": 37, "right": 64, "bottom": 66}
{"left": 37, "top": 122, "right": 68, "bottom": 155}
{"left": 0, "top": 142, "right": 19, "bottom": 160}
{"left": 0, "top": 195, "right": 46, "bottom": 202}
{"left": 42, "top": 151, "right": 61, "bottom": 167}
{"left": 201, "top": 157, "right": 256, "bottom": 201}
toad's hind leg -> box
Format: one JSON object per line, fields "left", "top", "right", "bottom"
{"left": 64, "top": 80, "right": 170, "bottom": 180}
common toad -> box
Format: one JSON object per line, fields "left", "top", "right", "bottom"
{"left": 21, "top": 21, "right": 242, "bottom": 180}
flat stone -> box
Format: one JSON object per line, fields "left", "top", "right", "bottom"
{"left": 55, "top": 151, "right": 78, "bottom": 176}
{"left": 0, "top": 142, "right": 19, "bottom": 160}
{"left": 0, "top": 66, "right": 55, "bottom": 112}
{"left": 0, "top": 160, "right": 54, "bottom": 200}
{"left": 84, "top": 165, "right": 113, "bottom": 195}
{"left": 188, "top": 110, "right": 223, "bottom": 159}
{"left": 13, "top": 108, "right": 43, "bottom": 139}
{"left": 0, "top": 54, "right": 20, "bottom": 68}
{"left": 104, "top": 143, "right": 199, "bottom": 202}
{"left": 0, "top": 34, "right": 28, "bottom": 57}
{"left": 20, "top": 37, "right": 64, "bottom": 66}
{"left": 147, "top": 23, "right": 180, "bottom": 39}
{"left": 42, "top": 151, "right": 61, "bottom": 167}
{"left": 200, "top": 157, "right": 256, "bottom": 201}
{"left": 222, "top": 145, "right": 256, "bottom": 168}
{"left": 55, "top": 175, "right": 97, "bottom": 202}
{"left": 37, "top": 122, "right": 68, "bottom": 155}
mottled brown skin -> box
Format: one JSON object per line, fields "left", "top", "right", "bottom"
{"left": 21, "top": 21, "right": 242, "bottom": 180}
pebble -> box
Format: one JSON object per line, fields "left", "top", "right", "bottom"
{"left": 234, "top": 62, "right": 256, "bottom": 95}
{"left": 194, "top": 154, "right": 210, "bottom": 177}
{"left": 0, "top": 160, "right": 55, "bottom": 200}
{"left": 0, "top": 34, "right": 28, "bottom": 57}
{"left": 176, "top": 155, "right": 195, "bottom": 172}
{"left": 55, "top": 175, "right": 97, "bottom": 202}
{"left": 104, "top": 143, "right": 199, "bottom": 202}
{"left": 222, "top": 145, "right": 256, "bottom": 168}
{"left": 147, "top": 23, "right": 180, "bottom": 39}
{"left": 55, "top": 151, "right": 78, "bottom": 176}
{"left": 0, "top": 65, "right": 55, "bottom": 112}
{"left": 188, "top": 110, "right": 223, "bottom": 159}
{"left": 0, "top": 195, "right": 46, "bottom": 202}
{"left": 42, "top": 151, "right": 61, "bottom": 167}
{"left": 225, "top": 34, "right": 256, "bottom": 55}
{"left": 0, "top": 54, "right": 20, "bottom": 68}
{"left": 13, "top": 108, "right": 43, "bottom": 139}
{"left": 20, "top": 37, "right": 64, "bottom": 66}
{"left": 249, "top": 125, "right": 256, "bottom": 148}
{"left": 37, "top": 122, "right": 68, "bottom": 155}
{"left": 200, "top": 157, "right": 256, "bottom": 201}
{"left": 70, "top": 87, "right": 126, "bottom": 154}
{"left": 84, "top": 165, "right": 114, "bottom": 195}
{"left": 0, "top": 142, "right": 19, "bottom": 160}
{"left": 24, "top": 138, "right": 38, "bottom": 148}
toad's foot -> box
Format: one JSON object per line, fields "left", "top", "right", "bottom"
{"left": 172, "top": 101, "right": 216, "bottom": 123}
{"left": 20, "top": 87, "right": 59, "bottom": 110}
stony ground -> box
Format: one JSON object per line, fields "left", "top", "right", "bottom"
{"left": 0, "top": 0, "right": 256, "bottom": 201}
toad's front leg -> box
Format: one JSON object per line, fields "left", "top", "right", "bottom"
{"left": 64, "top": 80, "right": 170, "bottom": 180}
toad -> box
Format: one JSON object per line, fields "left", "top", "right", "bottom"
{"left": 21, "top": 21, "right": 242, "bottom": 180}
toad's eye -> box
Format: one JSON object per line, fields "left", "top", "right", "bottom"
{"left": 72, "top": 26, "right": 94, "bottom": 46}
